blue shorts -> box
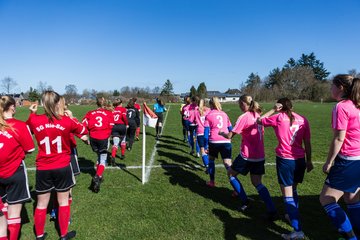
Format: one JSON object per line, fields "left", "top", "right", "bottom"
{"left": 208, "top": 142, "right": 232, "bottom": 159}
{"left": 231, "top": 155, "right": 265, "bottom": 176}
{"left": 184, "top": 120, "right": 191, "bottom": 131}
{"left": 276, "top": 156, "right": 306, "bottom": 187}
{"left": 325, "top": 156, "right": 360, "bottom": 193}
{"left": 197, "top": 135, "right": 209, "bottom": 148}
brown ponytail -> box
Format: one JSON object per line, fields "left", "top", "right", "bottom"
{"left": 277, "top": 97, "right": 294, "bottom": 126}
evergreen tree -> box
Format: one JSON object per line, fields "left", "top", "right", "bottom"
{"left": 197, "top": 82, "right": 207, "bottom": 99}
{"left": 160, "top": 79, "right": 174, "bottom": 96}
{"left": 190, "top": 85, "right": 197, "bottom": 97}
{"left": 28, "top": 87, "right": 40, "bottom": 102}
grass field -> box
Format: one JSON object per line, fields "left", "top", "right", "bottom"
{"left": 9, "top": 102, "right": 343, "bottom": 239}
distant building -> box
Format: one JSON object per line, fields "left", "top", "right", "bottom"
{"left": 180, "top": 90, "right": 241, "bottom": 103}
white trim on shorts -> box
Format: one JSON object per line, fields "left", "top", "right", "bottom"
{"left": 337, "top": 154, "right": 360, "bottom": 161}
{"left": 7, "top": 160, "right": 31, "bottom": 205}
{"left": 241, "top": 153, "right": 265, "bottom": 162}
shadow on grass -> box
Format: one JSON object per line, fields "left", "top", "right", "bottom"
{"left": 160, "top": 160, "right": 337, "bottom": 239}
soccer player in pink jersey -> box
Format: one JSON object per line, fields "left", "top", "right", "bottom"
{"left": 204, "top": 97, "right": 232, "bottom": 187}
{"left": 259, "top": 97, "right": 313, "bottom": 239}
{"left": 220, "top": 95, "right": 277, "bottom": 218}
{"left": 187, "top": 96, "right": 200, "bottom": 156}
{"left": 180, "top": 96, "right": 190, "bottom": 142}
{"left": 0, "top": 198, "right": 6, "bottom": 240}
{"left": 182, "top": 97, "right": 191, "bottom": 143}
{"left": 319, "top": 74, "right": 360, "bottom": 240}
{"left": 110, "top": 98, "right": 128, "bottom": 163}
{"left": 0, "top": 96, "right": 35, "bottom": 240}
{"left": 27, "top": 91, "right": 88, "bottom": 240}
{"left": 189, "top": 99, "right": 210, "bottom": 170}
{"left": 82, "top": 97, "right": 114, "bottom": 193}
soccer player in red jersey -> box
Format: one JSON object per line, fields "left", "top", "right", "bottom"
{"left": 133, "top": 97, "right": 141, "bottom": 141}
{"left": 0, "top": 96, "right": 35, "bottom": 240}
{"left": 82, "top": 97, "right": 114, "bottom": 193}
{"left": 110, "top": 98, "right": 128, "bottom": 164}
{"left": 27, "top": 91, "right": 88, "bottom": 240}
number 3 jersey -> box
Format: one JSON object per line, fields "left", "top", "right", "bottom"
{"left": 204, "top": 109, "right": 232, "bottom": 143}
{"left": 82, "top": 108, "right": 114, "bottom": 140}
{"left": 260, "top": 112, "right": 311, "bottom": 160}
{"left": 27, "top": 114, "right": 88, "bottom": 170}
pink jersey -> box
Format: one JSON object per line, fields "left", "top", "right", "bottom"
{"left": 27, "top": 114, "right": 87, "bottom": 170}
{"left": 82, "top": 108, "right": 114, "bottom": 140}
{"left": 182, "top": 104, "right": 191, "bottom": 120}
{"left": 188, "top": 105, "right": 199, "bottom": 126}
{"left": 0, "top": 118, "right": 35, "bottom": 178}
{"left": 232, "top": 111, "right": 265, "bottom": 161}
{"left": 204, "top": 109, "right": 232, "bottom": 143}
{"left": 113, "top": 106, "right": 128, "bottom": 125}
{"left": 190, "top": 107, "right": 210, "bottom": 135}
{"left": 332, "top": 100, "right": 360, "bottom": 159}
{"left": 261, "top": 112, "right": 310, "bottom": 160}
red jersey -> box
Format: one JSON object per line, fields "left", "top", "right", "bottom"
{"left": 82, "top": 108, "right": 114, "bottom": 139}
{"left": 113, "top": 106, "right": 128, "bottom": 125}
{"left": 0, "top": 118, "right": 35, "bottom": 178}
{"left": 70, "top": 117, "right": 87, "bottom": 148}
{"left": 134, "top": 103, "right": 141, "bottom": 112}
{"left": 27, "top": 114, "right": 87, "bottom": 170}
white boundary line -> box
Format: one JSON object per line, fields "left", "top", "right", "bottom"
{"left": 26, "top": 161, "right": 324, "bottom": 171}
{"left": 143, "top": 106, "right": 171, "bottom": 183}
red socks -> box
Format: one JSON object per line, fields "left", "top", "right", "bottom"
{"left": 58, "top": 205, "right": 70, "bottom": 237}
{"left": 0, "top": 237, "right": 8, "bottom": 240}
{"left": 8, "top": 217, "right": 21, "bottom": 240}
{"left": 34, "top": 208, "right": 47, "bottom": 238}
{"left": 96, "top": 164, "right": 105, "bottom": 177}
{"left": 120, "top": 143, "right": 126, "bottom": 155}
{"left": 136, "top": 127, "right": 140, "bottom": 137}
{"left": 111, "top": 146, "right": 118, "bottom": 158}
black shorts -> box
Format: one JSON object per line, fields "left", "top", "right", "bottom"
{"left": 90, "top": 137, "right": 109, "bottom": 154}
{"left": 208, "top": 142, "right": 232, "bottom": 159}
{"left": 0, "top": 162, "right": 31, "bottom": 204}
{"left": 70, "top": 148, "right": 80, "bottom": 176}
{"left": 155, "top": 112, "right": 164, "bottom": 124}
{"left": 36, "top": 165, "right": 75, "bottom": 193}
{"left": 112, "top": 124, "right": 127, "bottom": 137}
{"left": 231, "top": 155, "right": 265, "bottom": 176}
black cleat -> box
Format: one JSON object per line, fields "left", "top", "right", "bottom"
{"left": 120, "top": 155, "right": 125, "bottom": 160}
{"left": 59, "top": 231, "right": 76, "bottom": 240}
{"left": 36, "top": 232, "right": 48, "bottom": 240}
{"left": 92, "top": 175, "right": 103, "bottom": 193}
{"left": 110, "top": 157, "right": 116, "bottom": 166}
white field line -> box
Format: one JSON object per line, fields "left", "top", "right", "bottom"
{"left": 143, "top": 105, "right": 171, "bottom": 183}
{"left": 26, "top": 161, "right": 325, "bottom": 171}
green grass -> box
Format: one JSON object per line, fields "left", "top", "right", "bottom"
{"left": 12, "top": 102, "right": 340, "bottom": 239}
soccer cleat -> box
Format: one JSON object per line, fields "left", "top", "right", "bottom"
{"left": 239, "top": 200, "right": 250, "bottom": 212}
{"left": 92, "top": 175, "right": 103, "bottom": 193}
{"left": 281, "top": 231, "right": 305, "bottom": 240}
{"left": 36, "top": 232, "right": 48, "bottom": 240}
{"left": 120, "top": 154, "right": 125, "bottom": 160}
{"left": 206, "top": 180, "right": 215, "bottom": 187}
{"left": 196, "top": 152, "right": 200, "bottom": 158}
{"left": 135, "top": 137, "right": 139, "bottom": 141}
{"left": 59, "top": 230, "right": 76, "bottom": 240}
{"left": 127, "top": 147, "right": 132, "bottom": 151}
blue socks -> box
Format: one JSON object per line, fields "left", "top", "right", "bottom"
{"left": 230, "top": 176, "right": 248, "bottom": 203}
{"left": 324, "top": 202, "right": 355, "bottom": 238}
{"left": 208, "top": 160, "right": 215, "bottom": 181}
{"left": 284, "top": 197, "right": 301, "bottom": 231}
{"left": 256, "top": 184, "right": 276, "bottom": 213}
{"left": 201, "top": 154, "right": 209, "bottom": 167}
{"left": 347, "top": 202, "right": 360, "bottom": 233}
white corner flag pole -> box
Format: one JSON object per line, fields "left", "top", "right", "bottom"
{"left": 142, "top": 115, "right": 146, "bottom": 185}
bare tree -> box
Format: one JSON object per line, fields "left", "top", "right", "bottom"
{"left": 1, "top": 77, "right": 17, "bottom": 94}
{"left": 64, "top": 84, "right": 78, "bottom": 103}
{"left": 37, "top": 81, "right": 53, "bottom": 93}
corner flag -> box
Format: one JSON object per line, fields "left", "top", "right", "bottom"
{"left": 143, "top": 102, "right": 158, "bottom": 128}
{"left": 142, "top": 102, "right": 158, "bottom": 184}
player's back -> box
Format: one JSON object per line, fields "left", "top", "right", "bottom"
{"left": 205, "top": 109, "right": 231, "bottom": 143}
{"left": 83, "top": 108, "right": 114, "bottom": 140}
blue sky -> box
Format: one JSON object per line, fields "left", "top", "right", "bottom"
{"left": 0, "top": 0, "right": 359, "bottom": 95}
